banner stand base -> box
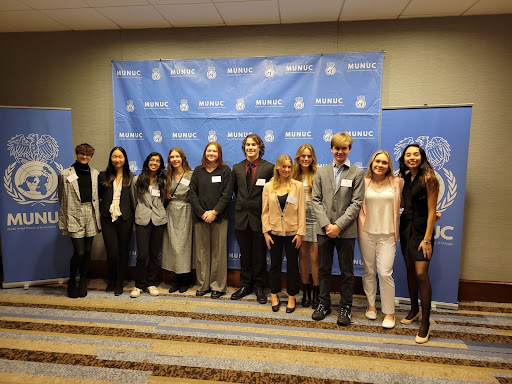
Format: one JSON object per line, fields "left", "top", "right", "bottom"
{"left": 3, "top": 278, "right": 68, "bottom": 290}
{"left": 396, "top": 297, "right": 458, "bottom": 311}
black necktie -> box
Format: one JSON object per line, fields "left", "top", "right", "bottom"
{"left": 246, "top": 162, "right": 254, "bottom": 188}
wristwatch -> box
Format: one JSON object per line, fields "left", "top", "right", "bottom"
{"left": 423, "top": 240, "right": 430, "bottom": 245}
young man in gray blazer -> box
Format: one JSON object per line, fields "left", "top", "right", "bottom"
{"left": 311, "top": 132, "right": 365, "bottom": 325}
{"left": 231, "top": 134, "right": 274, "bottom": 304}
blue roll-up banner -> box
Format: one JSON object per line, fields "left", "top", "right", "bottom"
{"left": 381, "top": 106, "right": 472, "bottom": 305}
{"left": 0, "top": 106, "right": 74, "bottom": 287}
{"left": 112, "top": 52, "right": 384, "bottom": 274}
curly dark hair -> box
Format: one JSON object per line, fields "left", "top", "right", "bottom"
{"left": 398, "top": 144, "right": 439, "bottom": 192}
{"left": 135, "top": 152, "right": 166, "bottom": 201}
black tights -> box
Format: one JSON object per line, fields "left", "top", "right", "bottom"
{"left": 404, "top": 256, "right": 431, "bottom": 337}
{"left": 69, "top": 237, "right": 94, "bottom": 283}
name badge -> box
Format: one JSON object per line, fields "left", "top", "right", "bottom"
{"left": 180, "top": 178, "right": 190, "bottom": 186}
{"left": 341, "top": 179, "right": 353, "bottom": 187}
{"left": 255, "top": 178, "right": 266, "bottom": 186}
{"left": 212, "top": 176, "right": 221, "bottom": 183}
{"left": 286, "top": 195, "right": 297, "bottom": 205}
{"left": 151, "top": 188, "right": 160, "bottom": 197}
{"left": 67, "top": 173, "right": 78, "bottom": 183}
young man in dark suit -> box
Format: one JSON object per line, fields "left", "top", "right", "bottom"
{"left": 311, "top": 132, "right": 365, "bottom": 326}
{"left": 231, "top": 134, "right": 274, "bottom": 304}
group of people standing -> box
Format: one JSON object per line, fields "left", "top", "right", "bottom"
{"left": 58, "top": 132, "right": 439, "bottom": 344}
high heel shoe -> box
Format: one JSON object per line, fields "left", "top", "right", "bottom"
{"left": 400, "top": 311, "right": 421, "bottom": 324}
{"left": 286, "top": 298, "right": 296, "bottom": 313}
{"left": 415, "top": 327, "right": 430, "bottom": 344}
{"left": 272, "top": 296, "right": 281, "bottom": 312}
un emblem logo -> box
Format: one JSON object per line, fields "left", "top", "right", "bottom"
{"left": 152, "top": 68, "right": 161, "bottom": 81}
{"left": 129, "top": 161, "right": 138, "bottom": 173}
{"left": 126, "top": 100, "right": 135, "bottom": 112}
{"left": 207, "top": 66, "right": 217, "bottom": 80}
{"left": 394, "top": 136, "right": 456, "bottom": 213}
{"left": 208, "top": 130, "right": 217, "bottom": 142}
{"left": 153, "top": 131, "right": 163, "bottom": 143}
{"left": 4, "top": 134, "right": 62, "bottom": 205}
{"left": 355, "top": 96, "right": 366, "bottom": 109}
{"left": 325, "top": 62, "right": 336, "bottom": 76}
{"left": 180, "top": 99, "right": 189, "bottom": 112}
{"left": 294, "top": 97, "right": 304, "bottom": 110}
{"left": 323, "top": 129, "right": 333, "bottom": 142}
{"left": 264, "top": 130, "right": 274, "bottom": 143}
{"left": 265, "top": 63, "right": 275, "bottom": 78}
{"left": 236, "top": 98, "right": 245, "bottom": 111}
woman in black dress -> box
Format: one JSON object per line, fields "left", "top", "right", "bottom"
{"left": 398, "top": 144, "right": 439, "bottom": 344}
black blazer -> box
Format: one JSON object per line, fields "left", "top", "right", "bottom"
{"left": 98, "top": 171, "right": 134, "bottom": 221}
{"left": 232, "top": 158, "right": 274, "bottom": 231}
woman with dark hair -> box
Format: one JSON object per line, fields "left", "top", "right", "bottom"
{"left": 292, "top": 143, "right": 319, "bottom": 308}
{"left": 162, "top": 147, "right": 194, "bottom": 293}
{"left": 398, "top": 144, "right": 439, "bottom": 343}
{"left": 98, "top": 147, "right": 134, "bottom": 296}
{"left": 58, "top": 143, "right": 101, "bottom": 298}
{"left": 130, "top": 152, "right": 167, "bottom": 298}
{"left": 262, "top": 154, "right": 306, "bottom": 313}
{"left": 189, "top": 142, "right": 234, "bottom": 299}
{"left": 357, "top": 150, "right": 403, "bottom": 329}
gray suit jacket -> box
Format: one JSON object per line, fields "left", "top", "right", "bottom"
{"left": 58, "top": 166, "right": 101, "bottom": 233}
{"left": 131, "top": 175, "right": 167, "bottom": 226}
{"left": 312, "top": 161, "right": 364, "bottom": 238}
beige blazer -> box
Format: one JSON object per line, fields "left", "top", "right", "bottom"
{"left": 357, "top": 175, "right": 404, "bottom": 242}
{"left": 58, "top": 166, "right": 101, "bottom": 233}
{"left": 261, "top": 179, "right": 306, "bottom": 236}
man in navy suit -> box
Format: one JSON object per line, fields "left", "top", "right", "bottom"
{"left": 311, "top": 132, "right": 365, "bottom": 326}
{"left": 231, "top": 134, "right": 274, "bottom": 304}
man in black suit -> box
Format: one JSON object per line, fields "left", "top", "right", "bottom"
{"left": 231, "top": 134, "right": 274, "bottom": 304}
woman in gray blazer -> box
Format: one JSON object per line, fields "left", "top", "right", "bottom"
{"left": 58, "top": 143, "right": 101, "bottom": 298}
{"left": 130, "top": 152, "right": 167, "bottom": 298}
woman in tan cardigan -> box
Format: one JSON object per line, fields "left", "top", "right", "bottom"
{"left": 262, "top": 154, "right": 306, "bottom": 313}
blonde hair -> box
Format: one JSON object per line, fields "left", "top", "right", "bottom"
{"left": 365, "top": 150, "right": 395, "bottom": 179}
{"left": 291, "top": 143, "right": 317, "bottom": 195}
{"left": 331, "top": 132, "right": 353, "bottom": 149}
{"left": 270, "top": 154, "right": 293, "bottom": 193}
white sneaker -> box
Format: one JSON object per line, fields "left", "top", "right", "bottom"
{"left": 148, "top": 285, "right": 159, "bottom": 296}
{"left": 130, "top": 287, "right": 142, "bottom": 298}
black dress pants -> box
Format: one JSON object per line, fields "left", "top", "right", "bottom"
{"left": 235, "top": 226, "right": 267, "bottom": 289}
{"left": 269, "top": 233, "right": 300, "bottom": 296}
{"left": 101, "top": 216, "right": 134, "bottom": 284}
{"left": 135, "top": 222, "right": 165, "bottom": 290}
{"left": 317, "top": 234, "right": 355, "bottom": 308}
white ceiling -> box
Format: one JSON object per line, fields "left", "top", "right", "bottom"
{"left": 0, "top": 0, "right": 510, "bottom": 33}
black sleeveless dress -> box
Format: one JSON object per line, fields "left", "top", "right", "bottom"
{"left": 399, "top": 173, "right": 434, "bottom": 262}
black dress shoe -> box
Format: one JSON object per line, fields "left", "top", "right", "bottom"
{"left": 196, "top": 289, "right": 211, "bottom": 296}
{"left": 231, "top": 286, "right": 252, "bottom": 300}
{"left": 312, "top": 302, "right": 331, "bottom": 321}
{"left": 286, "top": 303, "right": 296, "bottom": 313}
{"left": 114, "top": 282, "right": 123, "bottom": 296}
{"left": 337, "top": 305, "right": 352, "bottom": 326}
{"left": 211, "top": 290, "right": 225, "bottom": 299}
{"left": 168, "top": 283, "right": 179, "bottom": 293}
{"left": 106, "top": 280, "right": 114, "bottom": 292}
{"left": 178, "top": 285, "right": 188, "bottom": 293}
{"left": 271, "top": 296, "right": 281, "bottom": 312}
{"left": 255, "top": 287, "right": 267, "bottom": 304}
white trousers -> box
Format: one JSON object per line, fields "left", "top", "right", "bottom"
{"left": 358, "top": 231, "right": 396, "bottom": 314}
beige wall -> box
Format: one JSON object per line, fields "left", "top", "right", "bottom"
{"left": 1, "top": 15, "right": 510, "bottom": 282}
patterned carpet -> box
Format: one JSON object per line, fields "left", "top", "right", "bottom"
{"left": 0, "top": 280, "right": 511, "bottom": 384}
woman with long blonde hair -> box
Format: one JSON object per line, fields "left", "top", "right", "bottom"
{"left": 291, "top": 143, "right": 320, "bottom": 308}
{"left": 262, "top": 154, "right": 306, "bottom": 313}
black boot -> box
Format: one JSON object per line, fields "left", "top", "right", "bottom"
{"left": 311, "top": 285, "right": 320, "bottom": 309}
{"left": 301, "top": 283, "right": 311, "bottom": 307}
{"left": 168, "top": 273, "right": 179, "bottom": 293}
{"left": 78, "top": 278, "right": 88, "bottom": 298}
{"left": 178, "top": 273, "right": 189, "bottom": 293}
{"left": 67, "top": 279, "right": 78, "bottom": 299}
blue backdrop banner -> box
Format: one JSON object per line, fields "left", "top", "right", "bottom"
{"left": 381, "top": 106, "right": 472, "bottom": 305}
{"left": 113, "top": 52, "right": 384, "bottom": 273}
{"left": 0, "top": 107, "right": 74, "bottom": 286}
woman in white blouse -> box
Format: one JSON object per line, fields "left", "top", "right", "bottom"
{"left": 357, "top": 150, "right": 404, "bottom": 329}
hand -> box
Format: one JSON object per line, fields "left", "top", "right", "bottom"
{"left": 435, "top": 211, "right": 442, "bottom": 222}
{"left": 325, "top": 224, "right": 341, "bottom": 238}
{"left": 418, "top": 240, "right": 432, "bottom": 260}
{"left": 292, "top": 234, "right": 302, "bottom": 249}
{"left": 264, "top": 233, "right": 274, "bottom": 250}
